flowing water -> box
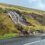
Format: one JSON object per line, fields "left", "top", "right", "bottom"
{"left": 8, "top": 11, "right": 29, "bottom": 26}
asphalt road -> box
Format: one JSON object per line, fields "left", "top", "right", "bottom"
{"left": 0, "top": 36, "right": 45, "bottom": 45}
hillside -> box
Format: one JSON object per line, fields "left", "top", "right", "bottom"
{"left": 0, "top": 3, "right": 45, "bottom": 38}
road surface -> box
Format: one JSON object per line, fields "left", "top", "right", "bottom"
{"left": 0, "top": 36, "right": 45, "bottom": 45}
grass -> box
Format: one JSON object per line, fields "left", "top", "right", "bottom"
{"left": 0, "top": 33, "right": 18, "bottom": 39}
{"left": 0, "top": 3, "right": 45, "bottom": 39}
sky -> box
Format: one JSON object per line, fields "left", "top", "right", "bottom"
{"left": 0, "top": 0, "right": 45, "bottom": 11}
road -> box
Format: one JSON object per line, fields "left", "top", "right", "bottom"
{"left": 0, "top": 36, "right": 45, "bottom": 45}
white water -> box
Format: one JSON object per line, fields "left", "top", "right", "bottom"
{"left": 8, "top": 11, "right": 29, "bottom": 26}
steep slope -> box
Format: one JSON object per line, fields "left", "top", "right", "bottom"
{"left": 0, "top": 3, "right": 45, "bottom": 38}
{"left": 0, "top": 12, "right": 19, "bottom": 35}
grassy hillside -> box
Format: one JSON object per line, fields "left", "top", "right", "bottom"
{"left": 0, "top": 10, "right": 19, "bottom": 39}
{"left": 0, "top": 3, "right": 45, "bottom": 38}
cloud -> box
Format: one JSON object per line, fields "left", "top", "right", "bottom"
{"left": 28, "top": 0, "right": 45, "bottom": 10}
{"left": 28, "top": 0, "right": 37, "bottom": 3}
{"left": 35, "top": 0, "right": 45, "bottom": 10}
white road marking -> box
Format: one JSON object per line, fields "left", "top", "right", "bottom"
{"left": 24, "top": 39, "right": 45, "bottom": 45}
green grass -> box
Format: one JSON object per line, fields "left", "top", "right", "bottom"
{"left": 0, "top": 33, "right": 18, "bottom": 39}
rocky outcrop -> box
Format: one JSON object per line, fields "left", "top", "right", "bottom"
{"left": 7, "top": 10, "right": 30, "bottom": 35}
{"left": 8, "top": 10, "right": 30, "bottom": 26}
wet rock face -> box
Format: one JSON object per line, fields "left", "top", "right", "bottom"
{"left": 8, "top": 10, "right": 30, "bottom": 26}
{"left": 7, "top": 10, "right": 31, "bottom": 35}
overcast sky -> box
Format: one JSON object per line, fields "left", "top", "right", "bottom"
{"left": 0, "top": 0, "right": 45, "bottom": 11}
